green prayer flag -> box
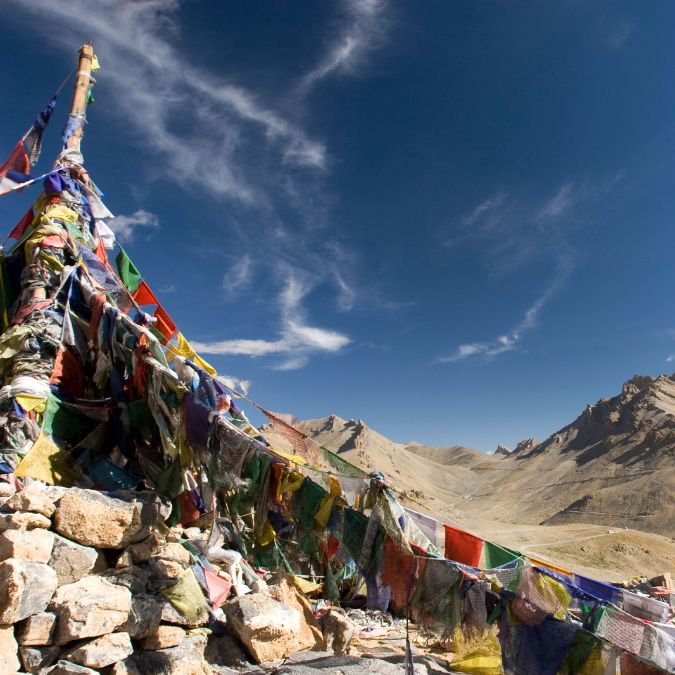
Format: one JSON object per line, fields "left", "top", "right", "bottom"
{"left": 484, "top": 541, "right": 522, "bottom": 569}
{"left": 116, "top": 248, "right": 142, "bottom": 293}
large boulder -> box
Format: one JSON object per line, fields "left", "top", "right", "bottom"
{"left": 0, "top": 527, "right": 54, "bottom": 563}
{"left": 0, "top": 558, "right": 58, "bottom": 623}
{"left": 63, "top": 632, "right": 134, "bottom": 669}
{"left": 53, "top": 488, "right": 143, "bottom": 549}
{"left": 225, "top": 592, "right": 318, "bottom": 663}
{"left": 0, "top": 624, "right": 20, "bottom": 673}
{"left": 48, "top": 534, "right": 99, "bottom": 585}
{"left": 269, "top": 575, "right": 323, "bottom": 650}
{"left": 49, "top": 575, "right": 132, "bottom": 645}
{"left": 16, "top": 611, "right": 57, "bottom": 645}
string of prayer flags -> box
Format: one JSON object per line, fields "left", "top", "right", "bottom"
{"left": 444, "top": 524, "right": 483, "bottom": 567}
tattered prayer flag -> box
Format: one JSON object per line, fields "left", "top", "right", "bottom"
{"left": 132, "top": 280, "right": 158, "bottom": 306}
{"left": 0, "top": 142, "right": 30, "bottom": 194}
{"left": 153, "top": 304, "right": 177, "bottom": 344}
{"left": 160, "top": 568, "right": 209, "bottom": 623}
{"left": 24, "top": 95, "right": 57, "bottom": 165}
{"left": 14, "top": 432, "right": 77, "bottom": 485}
{"left": 116, "top": 249, "right": 142, "bottom": 293}
{"left": 258, "top": 407, "right": 315, "bottom": 461}
{"left": 443, "top": 524, "right": 483, "bottom": 567}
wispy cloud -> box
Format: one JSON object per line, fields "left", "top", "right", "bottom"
{"left": 6, "top": 0, "right": 326, "bottom": 205}
{"left": 439, "top": 178, "right": 617, "bottom": 363}
{"left": 598, "top": 17, "right": 634, "bottom": 51}
{"left": 297, "top": 0, "right": 390, "bottom": 93}
{"left": 108, "top": 209, "right": 159, "bottom": 242}
{"left": 5, "top": 0, "right": 394, "bottom": 368}
{"left": 192, "top": 271, "right": 351, "bottom": 370}
{"left": 223, "top": 255, "right": 252, "bottom": 301}
{"left": 215, "top": 374, "right": 252, "bottom": 396}
{"left": 439, "top": 257, "right": 574, "bottom": 363}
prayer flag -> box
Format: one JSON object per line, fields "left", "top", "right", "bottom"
{"left": 166, "top": 332, "right": 217, "bottom": 375}
{"left": 24, "top": 96, "right": 57, "bottom": 165}
{"left": 132, "top": 280, "right": 158, "bottom": 306}
{"left": 0, "top": 142, "right": 30, "bottom": 194}
{"left": 443, "top": 524, "right": 483, "bottom": 567}
{"left": 153, "top": 304, "right": 177, "bottom": 344}
{"left": 116, "top": 248, "right": 142, "bottom": 293}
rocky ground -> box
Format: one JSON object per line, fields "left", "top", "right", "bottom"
{"left": 2, "top": 480, "right": 427, "bottom": 674}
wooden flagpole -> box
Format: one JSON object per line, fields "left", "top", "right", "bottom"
{"left": 66, "top": 43, "right": 94, "bottom": 151}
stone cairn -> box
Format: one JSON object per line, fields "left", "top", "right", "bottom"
{"left": 0, "top": 480, "right": 340, "bottom": 674}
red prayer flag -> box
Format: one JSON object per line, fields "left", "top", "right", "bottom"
{"left": 132, "top": 280, "right": 158, "bottom": 306}
{"left": 204, "top": 568, "right": 232, "bottom": 608}
{"left": 153, "top": 304, "right": 177, "bottom": 344}
{"left": 0, "top": 142, "right": 29, "bottom": 178}
{"left": 443, "top": 524, "right": 483, "bottom": 567}
{"left": 8, "top": 208, "right": 34, "bottom": 240}
{"left": 94, "top": 238, "right": 109, "bottom": 265}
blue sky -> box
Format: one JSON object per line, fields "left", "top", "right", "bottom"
{"left": 1, "top": 1, "right": 675, "bottom": 452}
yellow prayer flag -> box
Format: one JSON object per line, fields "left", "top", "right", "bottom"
{"left": 14, "top": 433, "right": 76, "bottom": 485}
{"left": 15, "top": 395, "right": 47, "bottom": 413}
{"left": 166, "top": 332, "right": 217, "bottom": 376}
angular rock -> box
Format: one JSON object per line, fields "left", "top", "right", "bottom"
{"left": 129, "top": 634, "right": 207, "bottom": 675}
{"left": 158, "top": 596, "right": 209, "bottom": 627}
{"left": 53, "top": 488, "right": 142, "bottom": 549}
{"left": 0, "top": 527, "right": 54, "bottom": 563}
{"left": 19, "top": 644, "right": 60, "bottom": 673}
{"left": 16, "top": 611, "right": 57, "bottom": 645}
{"left": 317, "top": 608, "right": 355, "bottom": 656}
{"left": 150, "top": 557, "right": 185, "bottom": 580}
{"left": 63, "top": 631, "right": 134, "bottom": 669}
{"left": 153, "top": 542, "right": 191, "bottom": 565}
{"left": 6, "top": 487, "right": 56, "bottom": 517}
{"left": 43, "top": 660, "right": 98, "bottom": 674}
{"left": 139, "top": 625, "right": 186, "bottom": 650}
{"left": 0, "top": 480, "right": 16, "bottom": 497}
{"left": 0, "top": 511, "right": 51, "bottom": 531}
{"left": 116, "top": 490, "right": 172, "bottom": 545}
{"left": 120, "top": 593, "right": 161, "bottom": 640}
{"left": 48, "top": 534, "right": 98, "bottom": 586}
{"left": 0, "top": 624, "right": 20, "bottom": 673}
{"left": 269, "top": 575, "right": 323, "bottom": 650}
{"left": 50, "top": 575, "right": 132, "bottom": 645}
{"left": 126, "top": 531, "right": 162, "bottom": 563}
{"left": 0, "top": 559, "right": 58, "bottom": 623}
{"left": 225, "top": 592, "right": 317, "bottom": 663}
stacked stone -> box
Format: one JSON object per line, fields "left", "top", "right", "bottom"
{"left": 0, "top": 481, "right": 346, "bottom": 674}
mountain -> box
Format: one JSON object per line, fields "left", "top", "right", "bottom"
{"left": 284, "top": 375, "right": 675, "bottom": 537}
